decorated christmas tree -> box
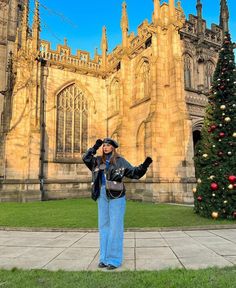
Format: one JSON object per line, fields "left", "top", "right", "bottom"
{"left": 194, "top": 33, "right": 236, "bottom": 219}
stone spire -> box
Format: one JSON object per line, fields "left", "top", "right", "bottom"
{"left": 196, "top": 0, "right": 202, "bottom": 19}
{"left": 21, "top": 0, "right": 29, "bottom": 50}
{"left": 101, "top": 26, "right": 108, "bottom": 68}
{"left": 121, "top": 1, "right": 129, "bottom": 48}
{"left": 152, "top": 0, "right": 160, "bottom": 26}
{"left": 220, "top": 0, "right": 229, "bottom": 33}
{"left": 196, "top": 0, "right": 203, "bottom": 35}
{"left": 169, "top": 0, "right": 175, "bottom": 19}
{"left": 32, "top": 0, "right": 40, "bottom": 53}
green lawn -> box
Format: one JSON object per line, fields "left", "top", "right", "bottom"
{"left": 0, "top": 266, "right": 235, "bottom": 288}
{"left": 0, "top": 199, "right": 234, "bottom": 228}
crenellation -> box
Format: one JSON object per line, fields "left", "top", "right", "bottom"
{"left": 39, "top": 44, "right": 101, "bottom": 75}
{"left": 181, "top": 16, "right": 223, "bottom": 47}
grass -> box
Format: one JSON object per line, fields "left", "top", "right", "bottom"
{"left": 0, "top": 266, "right": 235, "bottom": 288}
{"left": 0, "top": 199, "right": 234, "bottom": 229}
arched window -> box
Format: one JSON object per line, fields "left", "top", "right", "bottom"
{"left": 109, "top": 80, "right": 120, "bottom": 113}
{"left": 56, "top": 84, "right": 88, "bottom": 158}
{"left": 134, "top": 60, "right": 150, "bottom": 101}
{"left": 184, "top": 54, "right": 193, "bottom": 89}
{"left": 205, "top": 61, "right": 214, "bottom": 90}
{"left": 143, "top": 61, "right": 150, "bottom": 98}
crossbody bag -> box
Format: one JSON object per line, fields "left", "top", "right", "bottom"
{"left": 99, "top": 163, "right": 124, "bottom": 199}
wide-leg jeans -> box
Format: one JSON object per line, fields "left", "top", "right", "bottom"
{"left": 98, "top": 185, "right": 126, "bottom": 267}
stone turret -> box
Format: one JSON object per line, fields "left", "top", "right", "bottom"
{"left": 101, "top": 26, "right": 108, "bottom": 69}
{"left": 220, "top": 0, "right": 229, "bottom": 33}
{"left": 169, "top": 0, "right": 175, "bottom": 22}
{"left": 152, "top": 0, "right": 160, "bottom": 26}
{"left": 21, "top": 0, "right": 29, "bottom": 51}
{"left": 32, "top": 0, "right": 40, "bottom": 53}
{"left": 121, "top": 2, "right": 129, "bottom": 48}
{"left": 196, "top": 0, "right": 203, "bottom": 36}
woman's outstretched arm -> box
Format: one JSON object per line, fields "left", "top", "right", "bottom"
{"left": 123, "top": 157, "right": 153, "bottom": 179}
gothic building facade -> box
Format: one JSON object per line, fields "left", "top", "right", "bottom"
{"left": 0, "top": 0, "right": 230, "bottom": 202}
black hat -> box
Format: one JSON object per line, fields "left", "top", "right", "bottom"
{"left": 103, "top": 138, "right": 119, "bottom": 148}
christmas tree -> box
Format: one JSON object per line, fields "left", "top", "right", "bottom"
{"left": 194, "top": 33, "right": 236, "bottom": 220}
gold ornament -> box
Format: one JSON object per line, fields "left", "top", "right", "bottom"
{"left": 197, "top": 179, "right": 202, "bottom": 183}
{"left": 224, "top": 117, "right": 231, "bottom": 122}
{"left": 203, "top": 154, "right": 208, "bottom": 158}
{"left": 233, "top": 133, "right": 236, "bottom": 138}
{"left": 228, "top": 184, "right": 233, "bottom": 189}
{"left": 192, "top": 188, "right": 197, "bottom": 193}
{"left": 211, "top": 212, "right": 219, "bottom": 219}
{"left": 209, "top": 175, "right": 215, "bottom": 180}
{"left": 223, "top": 200, "right": 228, "bottom": 204}
{"left": 220, "top": 105, "right": 226, "bottom": 110}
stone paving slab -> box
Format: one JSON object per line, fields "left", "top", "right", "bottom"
{"left": 0, "top": 229, "right": 235, "bottom": 271}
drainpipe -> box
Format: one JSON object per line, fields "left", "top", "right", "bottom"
{"left": 38, "top": 57, "right": 47, "bottom": 201}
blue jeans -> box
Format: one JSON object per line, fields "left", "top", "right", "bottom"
{"left": 98, "top": 185, "right": 126, "bottom": 267}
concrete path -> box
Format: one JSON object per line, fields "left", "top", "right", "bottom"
{"left": 0, "top": 229, "right": 236, "bottom": 271}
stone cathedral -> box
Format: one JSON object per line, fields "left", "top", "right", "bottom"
{"left": 0, "top": 0, "right": 231, "bottom": 202}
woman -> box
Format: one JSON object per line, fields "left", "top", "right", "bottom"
{"left": 83, "top": 138, "right": 152, "bottom": 270}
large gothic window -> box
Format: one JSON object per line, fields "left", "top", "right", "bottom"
{"left": 134, "top": 60, "right": 150, "bottom": 101}
{"left": 56, "top": 84, "right": 88, "bottom": 158}
{"left": 205, "top": 61, "right": 214, "bottom": 90}
{"left": 184, "top": 54, "right": 193, "bottom": 89}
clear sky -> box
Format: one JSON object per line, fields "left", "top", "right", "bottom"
{"left": 29, "top": 0, "right": 236, "bottom": 58}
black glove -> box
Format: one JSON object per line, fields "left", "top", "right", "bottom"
{"left": 142, "top": 157, "right": 153, "bottom": 169}
{"left": 92, "top": 139, "right": 103, "bottom": 151}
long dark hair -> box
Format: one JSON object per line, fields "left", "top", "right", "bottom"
{"left": 101, "top": 149, "right": 120, "bottom": 165}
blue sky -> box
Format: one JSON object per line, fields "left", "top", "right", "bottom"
{"left": 29, "top": 0, "right": 236, "bottom": 58}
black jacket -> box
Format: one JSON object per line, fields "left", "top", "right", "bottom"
{"left": 82, "top": 147, "right": 147, "bottom": 201}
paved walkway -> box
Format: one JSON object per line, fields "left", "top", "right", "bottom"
{"left": 0, "top": 229, "right": 236, "bottom": 271}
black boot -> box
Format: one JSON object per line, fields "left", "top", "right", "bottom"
{"left": 98, "top": 262, "right": 107, "bottom": 268}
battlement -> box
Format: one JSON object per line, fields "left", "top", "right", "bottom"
{"left": 40, "top": 40, "right": 102, "bottom": 72}
{"left": 180, "top": 14, "right": 223, "bottom": 47}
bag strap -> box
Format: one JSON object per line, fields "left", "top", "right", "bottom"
{"left": 107, "top": 188, "right": 123, "bottom": 199}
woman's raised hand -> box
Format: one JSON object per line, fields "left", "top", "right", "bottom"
{"left": 142, "top": 157, "right": 153, "bottom": 169}
{"left": 92, "top": 139, "right": 103, "bottom": 151}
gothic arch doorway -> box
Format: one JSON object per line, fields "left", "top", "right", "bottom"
{"left": 193, "top": 130, "right": 202, "bottom": 155}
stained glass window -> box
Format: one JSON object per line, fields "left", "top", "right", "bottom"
{"left": 56, "top": 84, "right": 88, "bottom": 158}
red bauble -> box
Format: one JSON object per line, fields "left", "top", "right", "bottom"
{"left": 228, "top": 175, "right": 236, "bottom": 183}
{"left": 234, "top": 184, "right": 236, "bottom": 189}
{"left": 218, "top": 151, "right": 224, "bottom": 157}
{"left": 219, "top": 132, "right": 225, "bottom": 138}
{"left": 211, "top": 183, "right": 218, "bottom": 190}
{"left": 211, "top": 124, "right": 217, "bottom": 130}
{"left": 220, "top": 86, "right": 225, "bottom": 89}
{"left": 233, "top": 212, "right": 236, "bottom": 219}
{"left": 197, "top": 196, "right": 203, "bottom": 202}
